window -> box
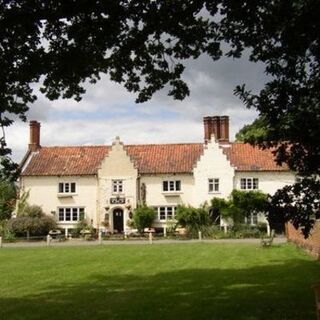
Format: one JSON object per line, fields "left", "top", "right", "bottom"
{"left": 112, "top": 180, "right": 123, "bottom": 193}
{"left": 240, "top": 178, "right": 259, "bottom": 190}
{"left": 58, "top": 182, "right": 76, "bottom": 193}
{"left": 208, "top": 178, "right": 219, "bottom": 192}
{"left": 155, "top": 206, "right": 177, "bottom": 221}
{"left": 163, "top": 180, "right": 181, "bottom": 192}
{"left": 58, "top": 207, "right": 84, "bottom": 222}
{"left": 244, "top": 212, "right": 258, "bottom": 225}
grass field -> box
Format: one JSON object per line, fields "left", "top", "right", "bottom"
{"left": 0, "top": 243, "right": 319, "bottom": 320}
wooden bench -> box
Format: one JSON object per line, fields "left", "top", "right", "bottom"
{"left": 261, "top": 229, "right": 275, "bottom": 247}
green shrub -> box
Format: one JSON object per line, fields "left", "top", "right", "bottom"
{"left": 0, "top": 180, "right": 16, "bottom": 220}
{"left": 73, "top": 219, "right": 95, "bottom": 238}
{"left": 21, "top": 205, "right": 44, "bottom": 218}
{"left": 231, "top": 224, "right": 263, "bottom": 238}
{"left": 132, "top": 205, "right": 155, "bottom": 233}
{"left": 257, "top": 222, "right": 268, "bottom": 233}
{"left": 3, "top": 228, "right": 15, "bottom": 242}
{"left": 231, "top": 190, "right": 269, "bottom": 223}
{"left": 175, "top": 205, "right": 212, "bottom": 237}
{"left": 17, "top": 203, "right": 45, "bottom": 218}
{"left": 165, "top": 220, "right": 177, "bottom": 236}
{"left": 0, "top": 220, "right": 15, "bottom": 241}
{"left": 8, "top": 215, "right": 57, "bottom": 236}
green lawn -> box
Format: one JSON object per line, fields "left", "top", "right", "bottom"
{"left": 0, "top": 243, "right": 319, "bottom": 320}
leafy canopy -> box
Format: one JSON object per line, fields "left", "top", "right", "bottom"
{"left": 0, "top": 179, "right": 16, "bottom": 220}
{"left": 235, "top": 117, "right": 268, "bottom": 143}
{"left": 132, "top": 205, "right": 155, "bottom": 233}
{"left": 210, "top": 190, "right": 269, "bottom": 225}
{"left": 0, "top": 1, "right": 319, "bottom": 233}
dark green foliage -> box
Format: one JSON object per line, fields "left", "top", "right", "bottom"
{"left": 19, "top": 204, "right": 44, "bottom": 218}
{"left": 270, "top": 177, "right": 320, "bottom": 237}
{"left": 235, "top": 117, "right": 268, "bottom": 143}
{"left": 8, "top": 215, "right": 57, "bottom": 236}
{"left": 73, "top": 218, "right": 95, "bottom": 238}
{"left": 8, "top": 203, "right": 57, "bottom": 236}
{"left": 209, "top": 197, "right": 243, "bottom": 225}
{"left": 0, "top": 157, "right": 20, "bottom": 182}
{"left": 210, "top": 191, "right": 269, "bottom": 226}
{"left": 132, "top": 205, "right": 155, "bottom": 233}
{"left": 0, "top": 1, "right": 319, "bottom": 231}
{"left": 231, "top": 190, "right": 269, "bottom": 217}
{"left": 231, "top": 190, "right": 269, "bottom": 225}
{"left": 175, "top": 205, "right": 212, "bottom": 237}
{"left": 0, "top": 179, "right": 16, "bottom": 220}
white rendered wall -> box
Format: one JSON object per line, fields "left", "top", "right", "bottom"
{"left": 234, "top": 171, "right": 296, "bottom": 195}
{"left": 193, "top": 139, "right": 235, "bottom": 207}
{"left": 97, "top": 138, "right": 138, "bottom": 232}
{"left": 141, "top": 174, "right": 194, "bottom": 206}
{"left": 20, "top": 175, "right": 98, "bottom": 229}
{"left": 141, "top": 173, "right": 194, "bottom": 227}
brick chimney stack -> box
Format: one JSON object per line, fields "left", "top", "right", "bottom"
{"left": 219, "top": 115, "right": 229, "bottom": 141}
{"left": 203, "top": 115, "right": 229, "bottom": 143}
{"left": 28, "top": 121, "right": 41, "bottom": 151}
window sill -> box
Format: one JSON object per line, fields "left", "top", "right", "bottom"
{"left": 57, "top": 193, "right": 77, "bottom": 198}
{"left": 57, "top": 221, "right": 79, "bottom": 224}
{"left": 208, "top": 191, "right": 221, "bottom": 195}
{"left": 162, "top": 191, "right": 183, "bottom": 196}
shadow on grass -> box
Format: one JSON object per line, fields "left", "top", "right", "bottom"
{"left": 1, "top": 259, "right": 319, "bottom": 320}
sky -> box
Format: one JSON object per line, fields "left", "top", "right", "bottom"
{"left": 8, "top": 53, "right": 267, "bottom": 162}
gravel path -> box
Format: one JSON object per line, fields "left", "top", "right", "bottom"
{"left": 0, "top": 237, "right": 287, "bottom": 248}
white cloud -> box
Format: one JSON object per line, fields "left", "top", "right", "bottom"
{"left": 8, "top": 53, "right": 265, "bottom": 163}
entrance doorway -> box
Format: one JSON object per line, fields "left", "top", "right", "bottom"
{"left": 113, "top": 208, "right": 124, "bottom": 233}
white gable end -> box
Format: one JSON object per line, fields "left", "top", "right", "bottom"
{"left": 193, "top": 138, "right": 235, "bottom": 206}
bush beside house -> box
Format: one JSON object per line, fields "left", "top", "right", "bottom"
{"left": 132, "top": 205, "right": 155, "bottom": 233}
{"left": 7, "top": 204, "right": 57, "bottom": 238}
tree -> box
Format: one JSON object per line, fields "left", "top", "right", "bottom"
{"left": 235, "top": 117, "right": 267, "bottom": 143}
{"left": 132, "top": 205, "right": 155, "bottom": 233}
{"left": 175, "top": 204, "right": 211, "bottom": 237}
{"left": 0, "top": 179, "right": 16, "bottom": 220}
{"left": 231, "top": 190, "right": 269, "bottom": 224}
{"left": 1, "top": 1, "right": 319, "bottom": 233}
{"left": 210, "top": 197, "right": 243, "bottom": 225}
{"left": 210, "top": 191, "right": 269, "bottom": 226}
{"left": 8, "top": 203, "right": 57, "bottom": 236}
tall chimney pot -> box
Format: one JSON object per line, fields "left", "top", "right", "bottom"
{"left": 203, "top": 115, "right": 230, "bottom": 143}
{"left": 219, "top": 116, "right": 229, "bottom": 141}
{"left": 29, "top": 121, "right": 41, "bottom": 151}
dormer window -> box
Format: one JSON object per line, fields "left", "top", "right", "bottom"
{"left": 58, "top": 182, "right": 76, "bottom": 194}
{"left": 112, "top": 180, "right": 123, "bottom": 193}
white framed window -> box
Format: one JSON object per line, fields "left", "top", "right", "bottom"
{"left": 244, "top": 212, "right": 258, "bottom": 225}
{"left": 58, "top": 207, "right": 85, "bottom": 222}
{"left": 58, "top": 182, "right": 76, "bottom": 193}
{"left": 155, "top": 206, "right": 177, "bottom": 221}
{"left": 163, "top": 180, "right": 181, "bottom": 192}
{"left": 208, "top": 178, "right": 219, "bottom": 193}
{"left": 112, "top": 180, "right": 123, "bottom": 193}
{"left": 240, "top": 178, "right": 259, "bottom": 190}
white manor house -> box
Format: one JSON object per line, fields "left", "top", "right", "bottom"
{"left": 19, "top": 116, "right": 295, "bottom": 235}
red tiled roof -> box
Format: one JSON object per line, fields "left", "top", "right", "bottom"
{"left": 223, "top": 143, "right": 288, "bottom": 171}
{"left": 125, "top": 144, "right": 204, "bottom": 174}
{"left": 21, "top": 142, "right": 288, "bottom": 176}
{"left": 22, "top": 146, "right": 110, "bottom": 176}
